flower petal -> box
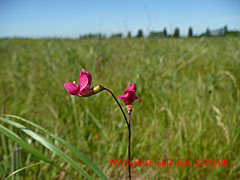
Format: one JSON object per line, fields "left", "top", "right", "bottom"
{"left": 118, "top": 92, "right": 132, "bottom": 105}
{"left": 131, "top": 83, "right": 137, "bottom": 91}
{"left": 135, "top": 95, "right": 142, "bottom": 101}
{"left": 79, "top": 69, "right": 91, "bottom": 91}
{"left": 85, "top": 71, "right": 92, "bottom": 88}
{"left": 117, "top": 93, "right": 129, "bottom": 98}
{"left": 124, "top": 83, "right": 137, "bottom": 93}
{"left": 118, "top": 83, "right": 141, "bottom": 105}
{"left": 64, "top": 82, "right": 80, "bottom": 95}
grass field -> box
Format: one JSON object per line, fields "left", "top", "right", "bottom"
{"left": 0, "top": 37, "right": 240, "bottom": 179}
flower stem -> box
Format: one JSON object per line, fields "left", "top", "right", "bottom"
{"left": 101, "top": 86, "right": 131, "bottom": 180}
{"left": 101, "top": 86, "right": 129, "bottom": 128}
{"left": 128, "top": 110, "right": 132, "bottom": 180}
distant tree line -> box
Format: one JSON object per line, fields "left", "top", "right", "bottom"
{"left": 79, "top": 33, "right": 106, "bottom": 39}
{"left": 79, "top": 25, "right": 240, "bottom": 39}
{"left": 110, "top": 29, "right": 144, "bottom": 38}
{"left": 200, "top": 25, "right": 229, "bottom": 37}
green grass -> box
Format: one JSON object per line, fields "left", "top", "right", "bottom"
{"left": 0, "top": 37, "right": 240, "bottom": 179}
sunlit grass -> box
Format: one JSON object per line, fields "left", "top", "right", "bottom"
{"left": 0, "top": 37, "right": 240, "bottom": 179}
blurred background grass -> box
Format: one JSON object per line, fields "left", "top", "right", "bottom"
{"left": 0, "top": 37, "right": 240, "bottom": 179}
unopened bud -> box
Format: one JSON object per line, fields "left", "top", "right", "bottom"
{"left": 93, "top": 85, "right": 104, "bottom": 94}
{"left": 126, "top": 105, "right": 132, "bottom": 113}
{"left": 78, "top": 85, "right": 104, "bottom": 97}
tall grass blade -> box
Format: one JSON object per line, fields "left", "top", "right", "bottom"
{"left": 0, "top": 124, "right": 51, "bottom": 163}
{"left": 3, "top": 162, "right": 45, "bottom": 180}
{"left": 4, "top": 114, "right": 107, "bottom": 180}
{"left": 0, "top": 117, "right": 96, "bottom": 180}
{"left": 0, "top": 124, "right": 79, "bottom": 179}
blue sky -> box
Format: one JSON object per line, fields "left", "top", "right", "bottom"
{"left": 0, "top": 0, "right": 239, "bottom": 37}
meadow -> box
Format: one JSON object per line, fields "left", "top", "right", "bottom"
{"left": 0, "top": 37, "right": 239, "bottom": 179}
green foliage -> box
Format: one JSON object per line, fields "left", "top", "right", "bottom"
{"left": 188, "top": 27, "right": 193, "bottom": 37}
{"left": 127, "top": 32, "right": 131, "bottom": 38}
{"left": 149, "top": 31, "right": 164, "bottom": 38}
{"left": 0, "top": 116, "right": 107, "bottom": 180}
{"left": 136, "top": 29, "right": 143, "bottom": 38}
{"left": 205, "top": 28, "right": 211, "bottom": 37}
{"left": 110, "top": 33, "right": 122, "bottom": 38}
{"left": 174, "top": 27, "right": 180, "bottom": 37}
{"left": 223, "top": 25, "right": 228, "bottom": 35}
{"left": 163, "top": 28, "right": 167, "bottom": 37}
{"left": 0, "top": 37, "right": 240, "bottom": 179}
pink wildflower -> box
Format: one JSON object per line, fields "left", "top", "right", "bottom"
{"left": 64, "top": 69, "right": 102, "bottom": 97}
{"left": 118, "top": 83, "right": 142, "bottom": 105}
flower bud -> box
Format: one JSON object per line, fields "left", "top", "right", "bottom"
{"left": 126, "top": 105, "right": 132, "bottom": 113}
{"left": 93, "top": 85, "right": 104, "bottom": 94}
{"left": 79, "top": 85, "right": 104, "bottom": 97}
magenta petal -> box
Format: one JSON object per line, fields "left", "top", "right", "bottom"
{"left": 64, "top": 82, "right": 80, "bottom": 95}
{"left": 118, "top": 84, "right": 141, "bottom": 105}
{"left": 118, "top": 92, "right": 129, "bottom": 98}
{"left": 131, "top": 83, "right": 137, "bottom": 91}
{"left": 124, "top": 83, "right": 137, "bottom": 93}
{"left": 124, "top": 86, "right": 132, "bottom": 93}
{"left": 117, "top": 95, "right": 125, "bottom": 98}
{"left": 85, "top": 71, "right": 92, "bottom": 88}
{"left": 136, "top": 96, "right": 142, "bottom": 101}
{"left": 79, "top": 69, "right": 90, "bottom": 91}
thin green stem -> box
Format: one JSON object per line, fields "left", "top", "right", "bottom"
{"left": 101, "top": 86, "right": 131, "bottom": 180}
{"left": 101, "top": 86, "right": 129, "bottom": 129}
{"left": 128, "top": 111, "right": 132, "bottom": 180}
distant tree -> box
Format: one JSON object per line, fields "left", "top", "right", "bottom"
{"left": 79, "top": 33, "right": 106, "bottom": 39}
{"left": 173, "top": 28, "right": 180, "bottom": 37}
{"left": 127, "top": 31, "right": 131, "bottom": 38}
{"left": 227, "top": 30, "right": 240, "bottom": 36}
{"left": 188, "top": 27, "right": 193, "bottom": 37}
{"left": 149, "top": 31, "right": 164, "bottom": 38}
{"left": 136, "top": 29, "right": 143, "bottom": 38}
{"left": 205, "top": 28, "right": 211, "bottom": 37}
{"left": 110, "top": 33, "right": 122, "bottom": 38}
{"left": 223, "top": 25, "right": 228, "bottom": 35}
{"left": 163, "top": 28, "right": 167, "bottom": 37}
